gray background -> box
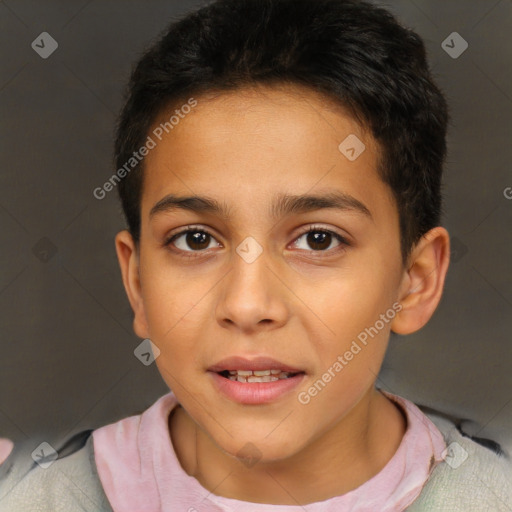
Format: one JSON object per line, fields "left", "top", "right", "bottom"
{"left": 1, "top": 0, "right": 511, "bottom": 458}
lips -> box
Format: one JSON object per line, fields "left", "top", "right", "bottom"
{"left": 207, "top": 356, "right": 306, "bottom": 404}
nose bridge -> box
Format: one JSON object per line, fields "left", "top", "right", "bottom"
{"left": 229, "top": 235, "right": 272, "bottom": 297}
{"left": 217, "top": 234, "right": 288, "bottom": 329}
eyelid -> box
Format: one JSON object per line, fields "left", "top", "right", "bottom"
{"left": 293, "top": 224, "right": 351, "bottom": 245}
{"left": 163, "top": 224, "right": 220, "bottom": 247}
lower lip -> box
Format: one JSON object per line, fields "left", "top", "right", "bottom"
{"left": 209, "top": 371, "right": 306, "bottom": 405}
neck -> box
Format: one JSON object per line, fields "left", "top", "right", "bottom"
{"left": 169, "top": 388, "right": 406, "bottom": 505}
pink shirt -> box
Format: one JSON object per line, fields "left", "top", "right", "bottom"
{"left": 93, "top": 391, "right": 446, "bottom": 511}
{"left": 0, "top": 438, "right": 13, "bottom": 465}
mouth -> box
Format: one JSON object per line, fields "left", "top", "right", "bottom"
{"left": 208, "top": 355, "right": 306, "bottom": 381}
{"left": 207, "top": 356, "right": 306, "bottom": 404}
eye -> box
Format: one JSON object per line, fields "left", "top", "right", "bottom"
{"left": 291, "top": 226, "right": 349, "bottom": 253}
{"left": 164, "top": 226, "right": 220, "bottom": 257}
{"left": 164, "top": 224, "right": 349, "bottom": 258}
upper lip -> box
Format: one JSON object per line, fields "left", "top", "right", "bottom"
{"left": 208, "top": 356, "right": 304, "bottom": 373}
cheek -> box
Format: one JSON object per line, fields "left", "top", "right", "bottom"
{"left": 141, "top": 253, "right": 210, "bottom": 323}
{"left": 140, "top": 266, "right": 212, "bottom": 364}
{"left": 312, "top": 270, "right": 393, "bottom": 346}
{"left": 302, "top": 269, "right": 394, "bottom": 397}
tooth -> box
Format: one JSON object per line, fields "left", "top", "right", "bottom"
{"left": 226, "top": 371, "right": 297, "bottom": 383}
{"left": 247, "top": 375, "right": 274, "bottom": 383}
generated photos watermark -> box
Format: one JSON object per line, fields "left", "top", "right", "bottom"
{"left": 298, "top": 301, "right": 403, "bottom": 405}
{"left": 93, "top": 97, "right": 197, "bottom": 200}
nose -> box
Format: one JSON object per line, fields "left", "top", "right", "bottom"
{"left": 215, "top": 241, "right": 289, "bottom": 334}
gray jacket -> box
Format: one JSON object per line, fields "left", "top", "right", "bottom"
{"left": 1, "top": 410, "right": 511, "bottom": 511}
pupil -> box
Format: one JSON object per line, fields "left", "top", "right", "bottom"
{"left": 308, "top": 231, "right": 330, "bottom": 250}
{"left": 187, "top": 231, "right": 209, "bottom": 250}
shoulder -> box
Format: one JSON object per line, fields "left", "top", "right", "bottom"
{"left": 406, "top": 410, "right": 512, "bottom": 511}
{"left": 0, "top": 430, "right": 113, "bottom": 512}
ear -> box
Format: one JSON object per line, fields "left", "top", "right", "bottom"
{"left": 115, "top": 230, "right": 150, "bottom": 339}
{"left": 391, "top": 227, "right": 450, "bottom": 335}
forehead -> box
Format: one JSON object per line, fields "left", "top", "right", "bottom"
{"left": 141, "top": 84, "right": 395, "bottom": 226}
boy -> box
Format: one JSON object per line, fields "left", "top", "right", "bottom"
{"left": 1, "top": 0, "right": 511, "bottom": 510}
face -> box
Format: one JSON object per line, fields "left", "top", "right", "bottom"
{"left": 123, "top": 84, "right": 409, "bottom": 462}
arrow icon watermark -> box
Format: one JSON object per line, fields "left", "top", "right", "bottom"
{"left": 338, "top": 134, "right": 366, "bottom": 161}
{"left": 236, "top": 236, "right": 263, "bottom": 264}
{"left": 31, "top": 441, "right": 58, "bottom": 469}
{"left": 31, "top": 32, "right": 58, "bottom": 59}
{"left": 134, "top": 338, "right": 161, "bottom": 366}
{"left": 441, "top": 32, "right": 468, "bottom": 59}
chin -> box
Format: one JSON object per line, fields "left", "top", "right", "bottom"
{"left": 213, "top": 431, "right": 303, "bottom": 466}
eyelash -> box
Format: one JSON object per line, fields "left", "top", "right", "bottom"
{"left": 163, "top": 224, "right": 350, "bottom": 259}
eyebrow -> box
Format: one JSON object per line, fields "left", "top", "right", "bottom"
{"left": 149, "top": 191, "right": 372, "bottom": 221}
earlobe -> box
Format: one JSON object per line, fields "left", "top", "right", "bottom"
{"left": 391, "top": 227, "right": 450, "bottom": 335}
{"left": 114, "top": 230, "right": 150, "bottom": 339}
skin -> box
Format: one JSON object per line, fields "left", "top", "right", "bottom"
{"left": 115, "top": 83, "right": 450, "bottom": 505}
